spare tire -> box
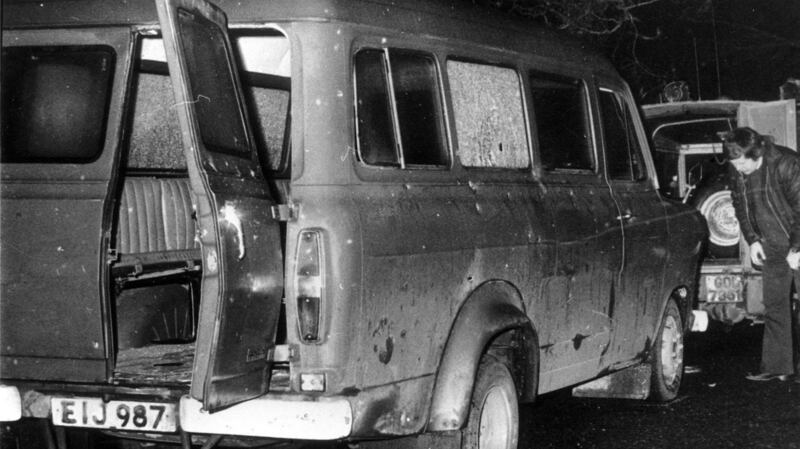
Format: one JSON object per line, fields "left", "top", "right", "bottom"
{"left": 692, "top": 184, "right": 740, "bottom": 259}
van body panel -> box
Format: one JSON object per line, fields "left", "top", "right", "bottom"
{"left": 156, "top": 0, "right": 284, "bottom": 410}
{"left": 0, "top": 27, "right": 131, "bottom": 382}
{"left": 428, "top": 282, "right": 534, "bottom": 431}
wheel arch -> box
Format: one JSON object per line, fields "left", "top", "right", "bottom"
{"left": 426, "top": 280, "right": 538, "bottom": 432}
{"left": 653, "top": 284, "right": 692, "bottom": 349}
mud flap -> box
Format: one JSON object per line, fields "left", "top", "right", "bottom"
{"left": 571, "top": 364, "right": 651, "bottom": 400}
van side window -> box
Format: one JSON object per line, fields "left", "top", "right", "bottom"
{"left": 354, "top": 48, "right": 448, "bottom": 168}
{"left": 530, "top": 72, "right": 593, "bottom": 171}
{"left": 599, "top": 88, "right": 646, "bottom": 181}
{"left": 447, "top": 60, "right": 529, "bottom": 169}
{"left": 1, "top": 46, "right": 115, "bottom": 163}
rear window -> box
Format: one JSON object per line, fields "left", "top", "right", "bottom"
{"left": 2, "top": 45, "right": 115, "bottom": 163}
{"left": 651, "top": 118, "right": 735, "bottom": 148}
{"left": 177, "top": 9, "right": 250, "bottom": 157}
{"left": 130, "top": 35, "right": 290, "bottom": 175}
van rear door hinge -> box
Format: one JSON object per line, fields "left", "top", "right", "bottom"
{"left": 270, "top": 203, "right": 298, "bottom": 222}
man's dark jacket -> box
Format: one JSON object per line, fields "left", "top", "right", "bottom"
{"left": 729, "top": 144, "right": 800, "bottom": 251}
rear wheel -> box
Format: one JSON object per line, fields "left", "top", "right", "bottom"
{"left": 462, "top": 355, "right": 518, "bottom": 449}
{"left": 649, "top": 300, "right": 684, "bottom": 401}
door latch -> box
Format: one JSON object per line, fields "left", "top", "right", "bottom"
{"left": 270, "top": 203, "right": 298, "bottom": 222}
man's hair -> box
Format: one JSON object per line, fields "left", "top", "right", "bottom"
{"left": 721, "top": 127, "right": 768, "bottom": 160}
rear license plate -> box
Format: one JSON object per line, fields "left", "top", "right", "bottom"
{"left": 704, "top": 274, "right": 743, "bottom": 303}
{"left": 51, "top": 397, "right": 177, "bottom": 433}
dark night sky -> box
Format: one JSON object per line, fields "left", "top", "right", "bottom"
{"left": 617, "top": 0, "right": 800, "bottom": 102}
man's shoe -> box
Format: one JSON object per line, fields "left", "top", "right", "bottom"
{"left": 745, "top": 372, "right": 790, "bottom": 381}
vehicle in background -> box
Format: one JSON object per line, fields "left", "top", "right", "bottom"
{"left": 643, "top": 99, "right": 797, "bottom": 324}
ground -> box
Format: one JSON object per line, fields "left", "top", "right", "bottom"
{"left": 521, "top": 320, "right": 800, "bottom": 449}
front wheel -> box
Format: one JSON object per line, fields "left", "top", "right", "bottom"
{"left": 462, "top": 355, "right": 519, "bottom": 449}
{"left": 649, "top": 299, "right": 685, "bottom": 401}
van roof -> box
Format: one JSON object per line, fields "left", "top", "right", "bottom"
{"left": 3, "top": 0, "right": 614, "bottom": 74}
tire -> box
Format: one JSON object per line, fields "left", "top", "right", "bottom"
{"left": 462, "top": 355, "right": 519, "bottom": 449}
{"left": 649, "top": 300, "right": 684, "bottom": 402}
{"left": 692, "top": 184, "right": 740, "bottom": 259}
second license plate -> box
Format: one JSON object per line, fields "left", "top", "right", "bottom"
{"left": 704, "top": 274, "right": 743, "bottom": 303}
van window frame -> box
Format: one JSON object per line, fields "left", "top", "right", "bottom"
{"left": 352, "top": 42, "right": 451, "bottom": 171}
{"left": 595, "top": 81, "right": 658, "bottom": 188}
{"left": 2, "top": 44, "right": 116, "bottom": 164}
{"left": 445, "top": 56, "right": 533, "bottom": 172}
{"left": 597, "top": 86, "right": 648, "bottom": 183}
{"left": 0, "top": 28, "right": 132, "bottom": 183}
{"left": 439, "top": 44, "right": 538, "bottom": 185}
{"left": 527, "top": 68, "right": 598, "bottom": 178}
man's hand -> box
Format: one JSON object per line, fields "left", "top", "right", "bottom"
{"left": 787, "top": 250, "right": 800, "bottom": 270}
{"left": 750, "top": 241, "right": 766, "bottom": 265}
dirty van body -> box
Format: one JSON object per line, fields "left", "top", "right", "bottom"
{"left": 0, "top": 0, "right": 706, "bottom": 447}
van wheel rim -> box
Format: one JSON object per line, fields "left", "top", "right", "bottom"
{"left": 479, "top": 386, "right": 514, "bottom": 449}
{"left": 660, "top": 315, "right": 683, "bottom": 385}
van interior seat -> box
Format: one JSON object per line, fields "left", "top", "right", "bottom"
{"left": 114, "top": 177, "right": 200, "bottom": 280}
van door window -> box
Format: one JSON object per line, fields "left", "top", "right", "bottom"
{"left": 530, "top": 72, "right": 594, "bottom": 172}
{"left": 131, "top": 35, "right": 291, "bottom": 175}
{"left": 447, "top": 60, "right": 529, "bottom": 169}
{"left": 354, "top": 48, "right": 448, "bottom": 168}
{"left": 2, "top": 45, "right": 115, "bottom": 163}
{"left": 178, "top": 12, "right": 250, "bottom": 157}
{"left": 598, "top": 88, "right": 646, "bottom": 181}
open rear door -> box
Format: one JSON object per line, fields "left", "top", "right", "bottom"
{"left": 738, "top": 99, "right": 797, "bottom": 150}
{"left": 156, "top": 0, "right": 284, "bottom": 411}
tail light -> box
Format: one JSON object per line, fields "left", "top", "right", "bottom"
{"left": 294, "top": 230, "right": 324, "bottom": 342}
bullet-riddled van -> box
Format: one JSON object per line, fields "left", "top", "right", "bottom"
{"left": 0, "top": 0, "right": 707, "bottom": 447}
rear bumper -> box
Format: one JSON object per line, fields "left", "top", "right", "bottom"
{"left": 1, "top": 383, "right": 352, "bottom": 440}
{"left": 179, "top": 395, "right": 352, "bottom": 440}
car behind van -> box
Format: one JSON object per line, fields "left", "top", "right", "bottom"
{"left": 0, "top": 0, "right": 706, "bottom": 447}
{"left": 643, "top": 99, "right": 797, "bottom": 324}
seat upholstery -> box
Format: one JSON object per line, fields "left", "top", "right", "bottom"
{"left": 116, "top": 177, "right": 197, "bottom": 256}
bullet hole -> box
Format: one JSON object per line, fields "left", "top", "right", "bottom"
{"left": 379, "top": 337, "right": 394, "bottom": 364}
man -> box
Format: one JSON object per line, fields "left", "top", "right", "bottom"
{"left": 723, "top": 127, "right": 800, "bottom": 381}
